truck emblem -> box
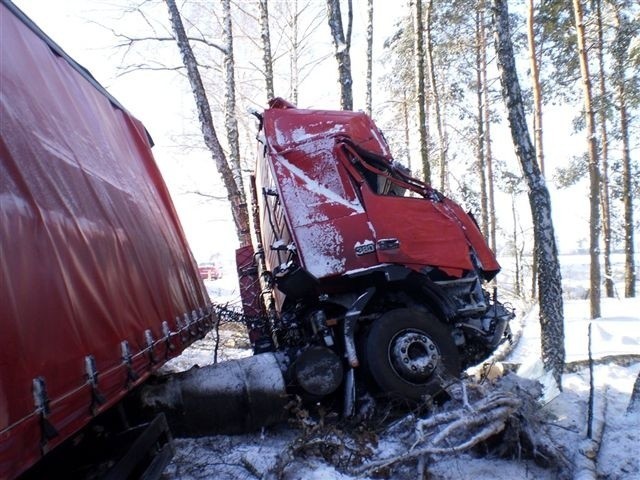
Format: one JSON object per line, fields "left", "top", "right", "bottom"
{"left": 355, "top": 242, "right": 376, "bottom": 256}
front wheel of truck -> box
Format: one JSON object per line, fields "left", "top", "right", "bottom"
{"left": 364, "top": 308, "right": 461, "bottom": 401}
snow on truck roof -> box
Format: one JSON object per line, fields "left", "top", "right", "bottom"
{"left": 263, "top": 99, "right": 392, "bottom": 159}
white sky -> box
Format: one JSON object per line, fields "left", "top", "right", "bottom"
{"left": 10, "top": 0, "right": 636, "bottom": 263}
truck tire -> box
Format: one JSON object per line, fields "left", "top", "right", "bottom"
{"left": 364, "top": 308, "right": 461, "bottom": 400}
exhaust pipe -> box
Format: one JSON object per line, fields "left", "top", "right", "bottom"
{"left": 140, "top": 353, "right": 290, "bottom": 435}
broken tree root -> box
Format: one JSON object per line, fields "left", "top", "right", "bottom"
{"left": 352, "top": 375, "right": 572, "bottom": 478}
{"left": 353, "top": 390, "right": 522, "bottom": 476}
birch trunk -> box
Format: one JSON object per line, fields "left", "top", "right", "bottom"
{"left": 413, "top": 0, "right": 430, "bottom": 184}
{"left": 164, "top": 0, "right": 250, "bottom": 246}
{"left": 222, "top": 0, "right": 245, "bottom": 212}
{"left": 573, "top": 0, "right": 602, "bottom": 319}
{"left": 480, "top": 2, "right": 496, "bottom": 252}
{"left": 475, "top": 7, "right": 488, "bottom": 239}
{"left": 595, "top": 0, "right": 613, "bottom": 298}
{"left": 403, "top": 90, "right": 411, "bottom": 173}
{"left": 492, "top": 0, "right": 565, "bottom": 388}
{"left": 527, "top": 0, "right": 543, "bottom": 298}
{"left": 259, "top": 0, "right": 275, "bottom": 101}
{"left": 289, "top": 0, "right": 299, "bottom": 105}
{"left": 512, "top": 194, "right": 522, "bottom": 297}
{"left": 527, "top": 0, "right": 544, "bottom": 175}
{"left": 426, "top": 0, "right": 447, "bottom": 192}
{"left": 326, "top": 0, "right": 354, "bottom": 110}
{"left": 365, "top": 0, "right": 373, "bottom": 117}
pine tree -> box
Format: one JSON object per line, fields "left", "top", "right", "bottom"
{"left": 573, "top": 0, "right": 602, "bottom": 319}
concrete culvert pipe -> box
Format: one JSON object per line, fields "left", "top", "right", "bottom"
{"left": 140, "top": 353, "right": 290, "bottom": 435}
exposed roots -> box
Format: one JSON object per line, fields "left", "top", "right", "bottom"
{"left": 265, "top": 374, "right": 571, "bottom": 479}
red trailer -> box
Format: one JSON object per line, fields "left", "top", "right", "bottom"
{"left": 0, "top": 2, "right": 212, "bottom": 478}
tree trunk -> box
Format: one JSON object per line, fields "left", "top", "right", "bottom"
{"left": 258, "top": 0, "right": 275, "bottom": 101}
{"left": 480, "top": 1, "right": 496, "bottom": 252}
{"left": 326, "top": 0, "right": 353, "bottom": 110}
{"left": 527, "top": 0, "right": 542, "bottom": 298}
{"left": 628, "top": 370, "right": 640, "bottom": 413}
{"left": 595, "top": 0, "right": 613, "bottom": 298}
{"left": 426, "top": 0, "right": 446, "bottom": 192}
{"left": 222, "top": 0, "right": 245, "bottom": 209}
{"left": 403, "top": 89, "right": 412, "bottom": 173}
{"left": 412, "top": 0, "right": 430, "bottom": 184}
{"left": 612, "top": 7, "right": 635, "bottom": 298}
{"left": 573, "top": 0, "right": 602, "bottom": 319}
{"left": 164, "top": 0, "right": 250, "bottom": 246}
{"left": 512, "top": 193, "right": 522, "bottom": 297}
{"left": 365, "top": 0, "right": 373, "bottom": 117}
{"left": 289, "top": 0, "right": 299, "bottom": 105}
{"left": 475, "top": 7, "right": 488, "bottom": 239}
{"left": 492, "top": 0, "right": 565, "bottom": 388}
{"left": 527, "top": 0, "right": 544, "bottom": 176}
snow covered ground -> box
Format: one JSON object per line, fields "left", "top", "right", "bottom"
{"left": 159, "top": 272, "right": 640, "bottom": 480}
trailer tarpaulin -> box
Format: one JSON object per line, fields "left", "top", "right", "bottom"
{"left": 0, "top": 2, "right": 211, "bottom": 477}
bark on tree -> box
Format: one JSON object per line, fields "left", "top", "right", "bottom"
{"left": 326, "top": 0, "right": 354, "bottom": 110}
{"left": 475, "top": 7, "right": 489, "bottom": 239}
{"left": 628, "top": 371, "right": 640, "bottom": 413}
{"left": 222, "top": 0, "right": 245, "bottom": 210}
{"left": 426, "top": 0, "right": 447, "bottom": 193}
{"left": 365, "top": 0, "right": 373, "bottom": 117}
{"left": 480, "top": 1, "right": 496, "bottom": 252}
{"left": 595, "top": 0, "right": 614, "bottom": 298}
{"left": 164, "top": 0, "right": 250, "bottom": 246}
{"left": 403, "top": 89, "right": 412, "bottom": 174}
{"left": 527, "top": 0, "right": 544, "bottom": 176}
{"left": 527, "top": 0, "right": 543, "bottom": 299}
{"left": 412, "top": 0, "right": 430, "bottom": 184}
{"left": 512, "top": 193, "right": 522, "bottom": 297}
{"left": 259, "top": 0, "right": 275, "bottom": 101}
{"left": 492, "top": 0, "right": 565, "bottom": 388}
{"left": 289, "top": 0, "right": 299, "bottom": 105}
{"left": 573, "top": 0, "right": 602, "bottom": 319}
{"left": 612, "top": 7, "right": 635, "bottom": 298}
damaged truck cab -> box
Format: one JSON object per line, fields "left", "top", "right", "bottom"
{"left": 237, "top": 98, "right": 513, "bottom": 405}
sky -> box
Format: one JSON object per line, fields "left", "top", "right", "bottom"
{"left": 9, "top": 0, "right": 634, "bottom": 263}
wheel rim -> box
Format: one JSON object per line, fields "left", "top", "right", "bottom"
{"left": 388, "top": 329, "right": 441, "bottom": 384}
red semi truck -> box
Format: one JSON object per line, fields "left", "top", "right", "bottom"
{"left": 237, "top": 98, "right": 514, "bottom": 407}
{"left": 0, "top": 2, "right": 212, "bottom": 477}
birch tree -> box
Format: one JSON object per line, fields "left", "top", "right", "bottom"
{"left": 365, "top": 0, "right": 373, "bottom": 117}
{"left": 258, "top": 0, "right": 275, "bottom": 101}
{"left": 492, "top": 0, "right": 565, "bottom": 387}
{"left": 413, "top": 0, "right": 430, "bottom": 184}
{"left": 326, "top": 0, "right": 353, "bottom": 110}
{"left": 164, "top": 0, "right": 250, "bottom": 246}
{"left": 527, "top": 0, "right": 545, "bottom": 176}
{"left": 573, "top": 0, "right": 602, "bottom": 319}
{"left": 475, "top": 5, "right": 489, "bottom": 239}
{"left": 479, "top": 2, "right": 496, "bottom": 253}
{"left": 426, "top": 0, "right": 447, "bottom": 192}
{"left": 221, "top": 0, "right": 245, "bottom": 208}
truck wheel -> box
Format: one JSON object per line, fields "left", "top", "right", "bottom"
{"left": 364, "top": 308, "right": 460, "bottom": 400}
